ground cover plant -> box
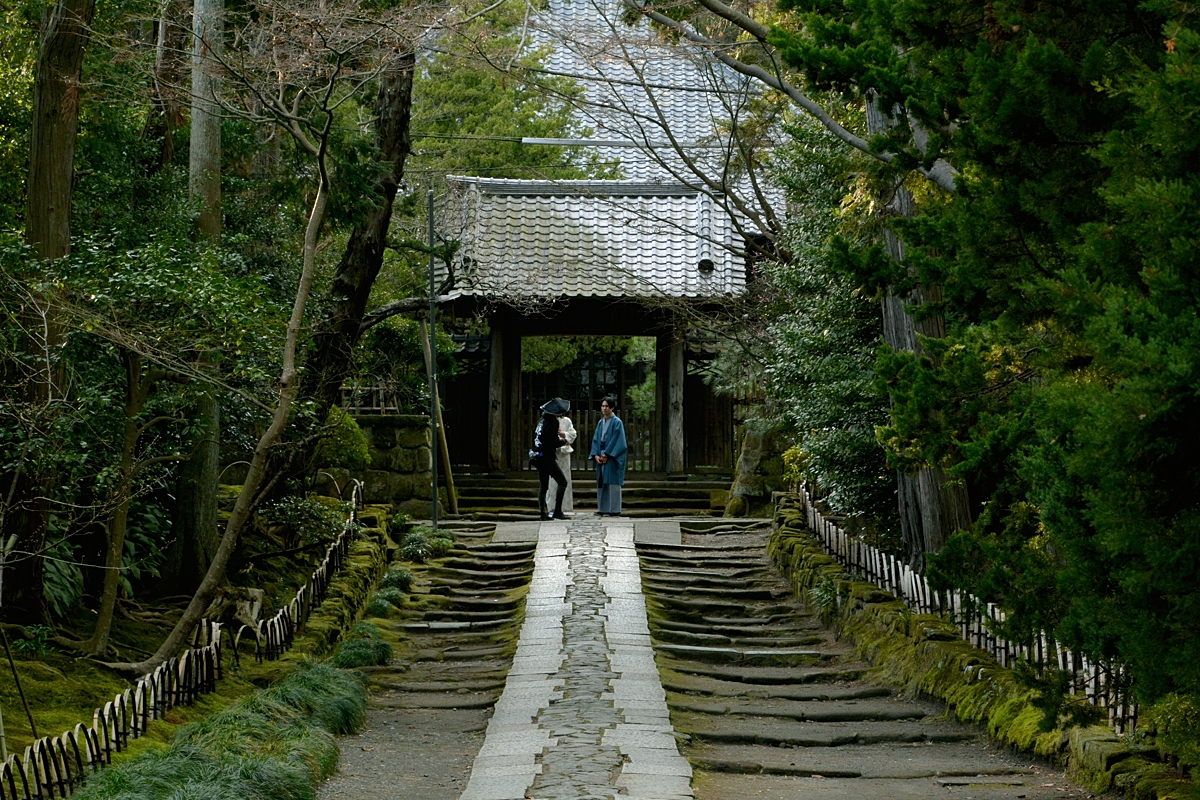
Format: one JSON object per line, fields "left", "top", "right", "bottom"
{"left": 68, "top": 661, "right": 366, "bottom": 800}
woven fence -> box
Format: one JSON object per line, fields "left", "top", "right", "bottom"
{"left": 785, "top": 486, "right": 1137, "bottom": 734}
{"left": 1, "top": 482, "right": 362, "bottom": 800}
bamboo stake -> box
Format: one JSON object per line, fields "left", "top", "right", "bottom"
{"left": 419, "top": 318, "right": 458, "bottom": 515}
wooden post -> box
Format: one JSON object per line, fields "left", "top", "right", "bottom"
{"left": 667, "top": 336, "right": 685, "bottom": 474}
{"left": 505, "top": 333, "right": 522, "bottom": 471}
{"left": 487, "top": 326, "right": 504, "bottom": 472}
{"left": 655, "top": 333, "right": 670, "bottom": 472}
{"left": 420, "top": 319, "right": 458, "bottom": 515}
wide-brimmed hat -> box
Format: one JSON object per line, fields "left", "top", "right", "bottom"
{"left": 540, "top": 397, "right": 570, "bottom": 415}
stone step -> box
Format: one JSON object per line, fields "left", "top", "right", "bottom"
{"left": 370, "top": 691, "right": 501, "bottom": 709}
{"left": 653, "top": 629, "right": 825, "bottom": 648}
{"left": 655, "top": 619, "right": 823, "bottom": 636}
{"left": 643, "top": 584, "right": 791, "bottom": 601}
{"left": 669, "top": 697, "right": 939, "bottom": 723}
{"left": 677, "top": 715, "right": 979, "bottom": 747}
{"left": 653, "top": 642, "right": 834, "bottom": 666}
{"left": 662, "top": 662, "right": 867, "bottom": 685}
{"left": 661, "top": 672, "right": 890, "bottom": 701}
{"left": 687, "top": 741, "right": 1034, "bottom": 780}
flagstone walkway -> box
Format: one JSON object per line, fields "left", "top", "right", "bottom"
{"left": 459, "top": 519, "right": 693, "bottom": 800}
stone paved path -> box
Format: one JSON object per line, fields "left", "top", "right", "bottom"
{"left": 459, "top": 519, "right": 693, "bottom": 800}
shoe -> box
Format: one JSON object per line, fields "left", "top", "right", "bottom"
{"left": 593, "top": 512, "right": 604, "bottom": 516}
{"left": 539, "top": 514, "right": 552, "bottom": 521}
{"left": 554, "top": 512, "right": 572, "bottom": 520}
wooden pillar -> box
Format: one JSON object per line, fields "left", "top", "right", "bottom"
{"left": 487, "top": 326, "right": 504, "bottom": 471}
{"left": 655, "top": 335, "right": 669, "bottom": 472}
{"left": 504, "top": 332, "right": 523, "bottom": 471}
{"left": 667, "top": 335, "right": 685, "bottom": 475}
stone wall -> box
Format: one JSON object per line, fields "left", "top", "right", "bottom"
{"left": 314, "top": 414, "right": 442, "bottom": 518}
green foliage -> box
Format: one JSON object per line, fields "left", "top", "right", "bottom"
{"left": 363, "top": 595, "right": 395, "bottom": 618}
{"left": 42, "top": 522, "right": 84, "bottom": 618}
{"left": 1146, "top": 693, "right": 1200, "bottom": 770}
{"left": 781, "top": 447, "right": 807, "bottom": 489}
{"left": 72, "top": 662, "right": 365, "bottom": 799}
{"left": 356, "top": 316, "right": 455, "bottom": 414}
{"left": 380, "top": 566, "right": 414, "bottom": 592}
{"left": 329, "top": 637, "right": 392, "bottom": 668}
{"left": 763, "top": 111, "right": 897, "bottom": 537}
{"left": 407, "top": 0, "right": 617, "bottom": 185}
{"left": 11, "top": 624, "right": 52, "bottom": 658}
{"left": 330, "top": 623, "right": 393, "bottom": 668}
{"left": 119, "top": 500, "right": 171, "bottom": 598}
{"left": 373, "top": 587, "right": 406, "bottom": 609}
{"left": 398, "top": 526, "right": 455, "bottom": 563}
{"left": 260, "top": 497, "right": 351, "bottom": 547}
{"left": 770, "top": 0, "right": 1200, "bottom": 702}
{"left": 399, "top": 532, "right": 431, "bottom": 563}
{"left": 521, "top": 336, "right": 634, "bottom": 374}
{"left": 313, "top": 406, "right": 371, "bottom": 471}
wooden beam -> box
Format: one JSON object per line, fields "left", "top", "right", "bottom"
{"left": 667, "top": 336, "right": 685, "bottom": 474}
{"left": 487, "top": 326, "right": 504, "bottom": 471}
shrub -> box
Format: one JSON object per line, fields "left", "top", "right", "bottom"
{"left": 373, "top": 587, "right": 405, "bottom": 609}
{"left": 399, "top": 526, "right": 455, "bottom": 563}
{"left": 429, "top": 536, "right": 455, "bottom": 558}
{"left": 380, "top": 566, "right": 414, "bottom": 592}
{"left": 400, "top": 532, "right": 431, "bottom": 562}
{"left": 259, "top": 496, "right": 350, "bottom": 547}
{"left": 313, "top": 406, "right": 371, "bottom": 471}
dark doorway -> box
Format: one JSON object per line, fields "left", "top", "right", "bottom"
{"left": 520, "top": 338, "right": 658, "bottom": 472}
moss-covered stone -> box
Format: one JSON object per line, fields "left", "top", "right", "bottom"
{"left": 768, "top": 497, "right": 1197, "bottom": 800}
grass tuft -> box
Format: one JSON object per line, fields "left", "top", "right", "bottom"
{"left": 329, "top": 637, "right": 393, "bottom": 669}
{"left": 71, "top": 660, "right": 366, "bottom": 799}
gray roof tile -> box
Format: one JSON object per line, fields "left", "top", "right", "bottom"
{"left": 446, "top": 178, "right": 744, "bottom": 300}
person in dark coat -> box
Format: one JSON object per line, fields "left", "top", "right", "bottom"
{"left": 589, "top": 395, "right": 627, "bottom": 516}
{"left": 531, "top": 397, "right": 572, "bottom": 520}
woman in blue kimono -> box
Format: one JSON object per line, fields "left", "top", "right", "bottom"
{"left": 588, "top": 395, "right": 627, "bottom": 516}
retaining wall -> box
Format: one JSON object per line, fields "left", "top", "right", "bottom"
{"left": 315, "top": 414, "right": 440, "bottom": 518}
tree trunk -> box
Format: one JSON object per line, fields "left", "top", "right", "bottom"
{"left": 5, "top": 0, "right": 98, "bottom": 623}
{"left": 78, "top": 352, "right": 153, "bottom": 656}
{"left": 143, "top": 0, "right": 187, "bottom": 171}
{"left": 866, "top": 93, "right": 972, "bottom": 568}
{"left": 265, "top": 54, "right": 415, "bottom": 491}
{"left": 176, "top": 0, "right": 223, "bottom": 582}
{"left": 27, "top": 0, "right": 95, "bottom": 260}
{"left": 188, "top": 0, "right": 221, "bottom": 240}
{"left": 168, "top": 390, "right": 219, "bottom": 589}
{"left": 304, "top": 55, "right": 415, "bottom": 418}
{"left": 129, "top": 160, "right": 331, "bottom": 675}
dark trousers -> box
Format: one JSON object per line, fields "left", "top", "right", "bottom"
{"left": 535, "top": 457, "right": 568, "bottom": 517}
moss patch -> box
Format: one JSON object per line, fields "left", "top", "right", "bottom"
{"left": 769, "top": 499, "right": 1196, "bottom": 800}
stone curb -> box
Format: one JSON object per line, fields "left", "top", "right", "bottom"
{"left": 768, "top": 504, "right": 1195, "bottom": 800}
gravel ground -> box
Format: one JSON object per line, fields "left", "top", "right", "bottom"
{"left": 318, "top": 706, "right": 487, "bottom": 799}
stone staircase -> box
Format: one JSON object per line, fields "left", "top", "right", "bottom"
{"left": 451, "top": 471, "right": 731, "bottom": 519}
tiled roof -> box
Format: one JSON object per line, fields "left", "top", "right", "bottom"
{"left": 530, "top": 0, "right": 762, "bottom": 182}
{"left": 445, "top": 177, "right": 745, "bottom": 299}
